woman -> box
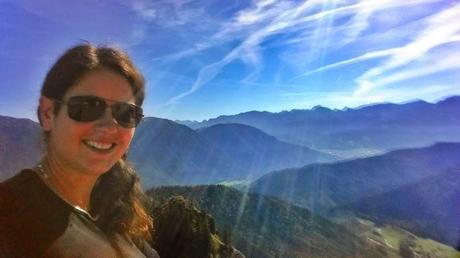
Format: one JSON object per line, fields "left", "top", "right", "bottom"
{"left": 0, "top": 44, "right": 159, "bottom": 257}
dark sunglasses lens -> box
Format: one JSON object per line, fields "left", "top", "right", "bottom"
{"left": 67, "top": 96, "right": 105, "bottom": 122}
{"left": 112, "top": 103, "right": 143, "bottom": 128}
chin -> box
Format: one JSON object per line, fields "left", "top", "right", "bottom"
{"left": 84, "top": 164, "right": 116, "bottom": 176}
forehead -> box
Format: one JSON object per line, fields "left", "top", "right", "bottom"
{"left": 64, "top": 69, "right": 135, "bottom": 104}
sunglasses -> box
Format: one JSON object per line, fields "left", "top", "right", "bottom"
{"left": 54, "top": 95, "right": 144, "bottom": 128}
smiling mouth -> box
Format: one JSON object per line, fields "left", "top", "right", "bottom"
{"left": 83, "top": 140, "right": 116, "bottom": 152}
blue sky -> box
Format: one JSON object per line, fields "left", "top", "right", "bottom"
{"left": 1, "top": 0, "right": 459, "bottom": 121}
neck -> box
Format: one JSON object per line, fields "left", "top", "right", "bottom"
{"left": 38, "top": 155, "right": 99, "bottom": 212}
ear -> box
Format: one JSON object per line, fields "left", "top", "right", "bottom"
{"left": 39, "top": 96, "right": 55, "bottom": 131}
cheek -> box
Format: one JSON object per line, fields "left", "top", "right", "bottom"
{"left": 67, "top": 124, "right": 94, "bottom": 141}
{"left": 53, "top": 116, "right": 84, "bottom": 141}
{"left": 119, "top": 129, "right": 135, "bottom": 148}
{"left": 48, "top": 120, "right": 87, "bottom": 155}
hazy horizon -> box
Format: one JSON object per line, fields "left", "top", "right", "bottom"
{"left": 2, "top": 94, "right": 457, "bottom": 124}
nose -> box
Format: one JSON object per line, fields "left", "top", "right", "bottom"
{"left": 94, "top": 106, "right": 119, "bottom": 130}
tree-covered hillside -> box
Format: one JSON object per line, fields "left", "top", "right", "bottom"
{"left": 149, "top": 195, "right": 244, "bottom": 258}
{"left": 147, "top": 185, "right": 387, "bottom": 258}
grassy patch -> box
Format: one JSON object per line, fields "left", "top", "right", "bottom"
{"left": 350, "top": 218, "right": 460, "bottom": 258}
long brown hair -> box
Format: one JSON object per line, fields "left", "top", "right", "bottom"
{"left": 37, "top": 44, "right": 152, "bottom": 241}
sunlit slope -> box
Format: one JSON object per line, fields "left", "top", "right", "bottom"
{"left": 147, "top": 184, "right": 386, "bottom": 258}
{"left": 340, "top": 218, "right": 460, "bottom": 258}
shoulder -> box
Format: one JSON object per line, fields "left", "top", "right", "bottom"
{"left": 1, "top": 169, "right": 40, "bottom": 193}
{"left": 0, "top": 169, "right": 53, "bottom": 210}
{"left": 133, "top": 238, "right": 160, "bottom": 258}
{"left": 0, "top": 169, "right": 72, "bottom": 256}
{"left": 138, "top": 241, "right": 160, "bottom": 258}
{"left": 1, "top": 168, "right": 71, "bottom": 220}
{"left": 0, "top": 169, "right": 37, "bottom": 208}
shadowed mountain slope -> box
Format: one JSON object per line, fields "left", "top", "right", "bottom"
{"left": 250, "top": 142, "right": 460, "bottom": 212}
{"left": 129, "top": 117, "right": 240, "bottom": 186}
{"left": 129, "top": 118, "right": 334, "bottom": 187}
{"left": 335, "top": 165, "right": 460, "bottom": 248}
{"left": 0, "top": 116, "right": 44, "bottom": 180}
{"left": 197, "top": 123, "right": 337, "bottom": 177}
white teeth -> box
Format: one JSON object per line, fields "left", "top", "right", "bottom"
{"left": 85, "top": 140, "right": 113, "bottom": 150}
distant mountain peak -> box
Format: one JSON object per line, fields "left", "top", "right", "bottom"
{"left": 201, "top": 123, "right": 268, "bottom": 134}
{"left": 437, "top": 95, "right": 460, "bottom": 105}
{"left": 311, "top": 105, "right": 331, "bottom": 112}
{"left": 142, "top": 116, "right": 194, "bottom": 131}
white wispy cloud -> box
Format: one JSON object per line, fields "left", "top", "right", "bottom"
{"left": 165, "top": 0, "right": 329, "bottom": 102}
{"left": 132, "top": 1, "right": 157, "bottom": 21}
{"left": 354, "top": 1, "right": 460, "bottom": 96}
{"left": 236, "top": 0, "right": 281, "bottom": 25}
{"left": 283, "top": 0, "right": 458, "bottom": 100}
{"left": 292, "top": 47, "right": 400, "bottom": 79}
{"left": 160, "top": 0, "right": 455, "bottom": 104}
{"left": 371, "top": 50, "right": 460, "bottom": 88}
{"left": 339, "top": 0, "right": 441, "bottom": 44}
{"left": 130, "top": 0, "right": 205, "bottom": 26}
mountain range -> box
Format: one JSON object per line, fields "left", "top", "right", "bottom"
{"left": 179, "top": 96, "right": 460, "bottom": 158}
{"left": 128, "top": 117, "right": 335, "bottom": 186}
{"left": 3, "top": 96, "right": 459, "bottom": 182}
{"left": 2, "top": 97, "right": 460, "bottom": 254}
{"left": 0, "top": 116, "right": 334, "bottom": 184}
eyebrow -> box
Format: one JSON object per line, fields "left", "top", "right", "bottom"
{"left": 64, "top": 95, "right": 138, "bottom": 106}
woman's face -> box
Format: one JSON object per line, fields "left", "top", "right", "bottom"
{"left": 42, "top": 69, "right": 137, "bottom": 177}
